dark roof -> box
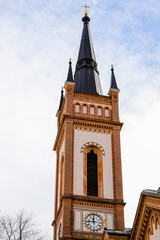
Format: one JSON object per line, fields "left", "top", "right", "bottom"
{"left": 104, "top": 228, "right": 132, "bottom": 236}
{"left": 58, "top": 88, "right": 64, "bottom": 111}
{"left": 108, "top": 65, "right": 119, "bottom": 95}
{"left": 66, "top": 59, "right": 74, "bottom": 82}
{"left": 142, "top": 188, "right": 160, "bottom": 197}
{"left": 74, "top": 15, "right": 102, "bottom": 95}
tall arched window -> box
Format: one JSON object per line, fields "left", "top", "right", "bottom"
{"left": 87, "top": 150, "right": 98, "bottom": 196}
{"left": 83, "top": 146, "right": 103, "bottom": 198}
{"left": 60, "top": 156, "right": 64, "bottom": 199}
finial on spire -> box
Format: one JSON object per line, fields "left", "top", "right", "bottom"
{"left": 58, "top": 87, "right": 64, "bottom": 111}
{"left": 66, "top": 59, "right": 74, "bottom": 82}
{"left": 74, "top": 5, "right": 102, "bottom": 95}
{"left": 108, "top": 65, "right": 119, "bottom": 95}
{"left": 82, "top": 3, "right": 90, "bottom": 16}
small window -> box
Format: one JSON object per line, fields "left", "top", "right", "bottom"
{"left": 97, "top": 107, "right": 102, "bottom": 116}
{"left": 105, "top": 108, "right": 109, "bottom": 117}
{"left": 90, "top": 106, "right": 95, "bottom": 115}
{"left": 83, "top": 105, "right": 87, "bottom": 114}
{"left": 75, "top": 103, "right": 80, "bottom": 113}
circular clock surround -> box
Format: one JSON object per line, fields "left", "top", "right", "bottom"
{"left": 84, "top": 213, "right": 103, "bottom": 231}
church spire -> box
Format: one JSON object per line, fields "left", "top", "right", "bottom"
{"left": 74, "top": 14, "right": 103, "bottom": 95}
{"left": 108, "top": 65, "right": 119, "bottom": 95}
{"left": 58, "top": 87, "right": 64, "bottom": 111}
{"left": 66, "top": 59, "right": 74, "bottom": 82}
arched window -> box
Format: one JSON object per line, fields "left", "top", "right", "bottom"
{"left": 87, "top": 150, "right": 98, "bottom": 196}
{"left": 105, "top": 108, "right": 109, "bottom": 117}
{"left": 90, "top": 105, "right": 95, "bottom": 115}
{"left": 60, "top": 156, "right": 64, "bottom": 199}
{"left": 97, "top": 107, "right": 102, "bottom": 116}
{"left": 83, "top": 146, "right": 103, "bottom": 198}
{"left": 58, "top": 223, "right": 62, "bottom": 239}
{"left": 83, "top": 105, "right": 87, "bottom": 114}
{"left": 75, "top": 103, "right": 80, "bottom": 113}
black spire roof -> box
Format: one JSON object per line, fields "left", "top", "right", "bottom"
{"left": 66, "top": 59, "right": 74, "bottom": 82}
{"left": 108, "top": 65, "right": 119, "bottom": 95}
{"left": 74, "top": 15, "right": 103, "bottom": 95}
{"left": 58, "top": 87, "right": 64, "bottom": 111}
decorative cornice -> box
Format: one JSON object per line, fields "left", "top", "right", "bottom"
{"left": 137, "top": 206, "right": 151, "bottom": 239}
{"left": 73, "top": 200, "right": 115, "bottom": 211}
{"left": 74, "top": 124, "right": 112, "bottom": 134}
{"left": 73, "top": 119, "right": 114, "bottom": 129}
{"left": 61, "top": 194, "right": 125, "bottom": 206}
{"left": 54, "top": 114, "right": 123, "bottom": 150}
{"left": 131, "top": 192, "right": 160, "bottom": 240}
{"left": 147, "top": 211, "right": 160, "bottom": 238}
{"left": 74, "top": 93, "right": 111, "bottom": 104}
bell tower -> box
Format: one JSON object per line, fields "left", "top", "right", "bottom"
{"left": 52, "top": 10, "right": 125, "bottom": 240}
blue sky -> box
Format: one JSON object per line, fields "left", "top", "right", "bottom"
{"left": 0, "top": 0, "right": 160, "bottom": 239}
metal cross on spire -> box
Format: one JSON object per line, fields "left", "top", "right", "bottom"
{"left": 82, "top": 3, "right": 90, "bottom": 16}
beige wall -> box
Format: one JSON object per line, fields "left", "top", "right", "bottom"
{"left": 150, "top": 225, "right": 160, "bottom": 240}
{"left": 73, "top": 129, "right": 113, "bottom": 199}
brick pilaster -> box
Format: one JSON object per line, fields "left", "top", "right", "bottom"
{"left": 64, "top": 83, "right": 75, "bottom": 115}
{"left": 112, "top": 129, "right": 123, "bottom": 200}
{"left": 64, "top": 120, "right": 73, "bottom": 195}
{"left": 115, "top": 204, "right": 125, "bottom": 231}
{"left": 62, "top": 198, "right": 72, "bottom": 237}
{"left": 111, "top": 92, "right": 119, "bottom": 122}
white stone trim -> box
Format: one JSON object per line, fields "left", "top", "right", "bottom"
{"left": 80, "top": 142, "right": 105, "bottom": 155}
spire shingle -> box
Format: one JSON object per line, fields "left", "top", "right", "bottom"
{"left": 66, "top": 59, "right": 74, "bottom": 82}
{"left": 108, "top": 65, "right": 119, "bottom": 95}
{"left": 74, "top": 15, "right": 102, "bottom": 95}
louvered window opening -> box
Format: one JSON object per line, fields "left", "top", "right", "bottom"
{"left": 87, "top": 150, "right": 98, "bottom": 197}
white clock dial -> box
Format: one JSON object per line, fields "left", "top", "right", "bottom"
{"left": 85, "top": 214, "right": 103, "bottom": 231}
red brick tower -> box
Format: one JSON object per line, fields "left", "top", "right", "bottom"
{"left": 52, "top": 11, "right": 125, "bottom": 240}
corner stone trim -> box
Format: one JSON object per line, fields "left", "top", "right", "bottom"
{"left": 80, "top": 142, "right": 105, "bottom": 155}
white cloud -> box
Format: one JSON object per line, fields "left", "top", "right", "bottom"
{"left": 0, "top": 0, "right": 160, "bottom": 237}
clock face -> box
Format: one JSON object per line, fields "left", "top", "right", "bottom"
{"left": 85, "top": 214, "right": 103, "bottom": 231}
